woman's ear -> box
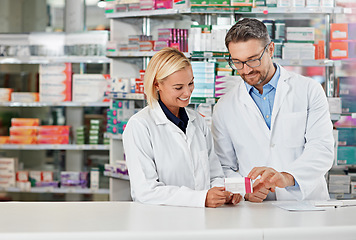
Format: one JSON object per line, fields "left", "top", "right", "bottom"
{"left": 154, "top": 80, "right": 159, "bottom": 91}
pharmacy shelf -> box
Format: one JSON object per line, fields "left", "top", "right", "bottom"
{"left": 108, "top": 92, "right": 145, "bottom": 100}
{"left": 106, "top": 8, "right": 179, "bottom": 18}
{"left": 0, "top": 144, "right": 110, "bottom": 150}
{"left": 0, "top": 56, "right": 110, "bottom": 64}
{"left": 274, "top": 59, "right": 336, "bottom": 67}
{"left": 106, "top": 7, "right": 344, "bottom": 18}
{"left": 0, "top": 102, "right": 110, "bottom": 107}
{"left": 107, "top": 51, "right": 190, "bottom": 58}
{"left": 0, "top": 187, "right": 110, "bottom": 194}
{"left": 104, "top": 171, "right": 129, "bottom": 181}
{"left": 250, "top": 6, "right": 343, "bottom": 14}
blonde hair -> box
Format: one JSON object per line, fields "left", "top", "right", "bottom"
{"left": 144, "top": 47, "right": 191, "bottom": 107}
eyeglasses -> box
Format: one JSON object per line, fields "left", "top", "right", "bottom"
{"left": 227, "top": 43, "right": 271, "bottom": 70}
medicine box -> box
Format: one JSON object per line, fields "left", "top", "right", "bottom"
{"left": 337, "top": 146, "right": 356, "bottom": 165}
{"left": 337, "top": 128, "right": 356, "bottom": 146}
{"left": 330, "top": 23, "right": 356, "bottom": 41}
{"left": 72, "top": 74, "right": 111, "bottom": 102}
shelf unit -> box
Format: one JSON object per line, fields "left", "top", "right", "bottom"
{"left": 106, "top": 6, "right": 354, "bottom": 200}
{"left": 0, "top": 55, "right": 111, "bottom": 200}
{"left": 0, "top": 187, "right": 110, "bottom": 195}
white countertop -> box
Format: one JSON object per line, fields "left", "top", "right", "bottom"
{"left": 1, "top": 200, "right": 356, "bottom": 240}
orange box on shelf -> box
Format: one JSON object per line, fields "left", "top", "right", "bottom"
{"left": 37, "top": 135, "right": 69, "bottom": 144}
{"left": 11, "top": 118, "right": 40, "bottom": 127}
{"left": 38, "top": 126, "right": 70, "bottom": 135}
{"left": 330, "top": 41, "right": 348, "bottom": 59}
{"left": 330, "top": 23, "right": 348, "bottom": 41}
{"left": 9, "top": 126, "right": 38, "bottom": 136}
{"left": 0, "top": 136, "right": 10, "bottom": 144}
{"left": 10, "top": 136, "right": 37, "bottom": 144}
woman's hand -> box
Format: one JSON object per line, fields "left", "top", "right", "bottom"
{"left": 205, "top": 187, "right": 227, "bottom": 208}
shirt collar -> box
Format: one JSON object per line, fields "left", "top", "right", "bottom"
{"left": 244, "top": 63, "right": 280, "bottom": 93}
{"left": 158, "top": 99, "right": 189, "bottom": 132}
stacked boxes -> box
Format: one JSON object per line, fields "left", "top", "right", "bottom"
{"left": 283, "top": 27, "right": 315, "bottom": 60}
{"left": 39, "top": 63, "right": 72, "bottom": 102}
{"left": 328, "top": 174, "right": 351, "bottom": 194}
{"left": 0, "top": 158, "right": 18, "bottom": 189}
{"left": 9, "top": 118, "right": 39, "bottom": 144}
{"left": 330, "top": 23, "right": 356, "bottom": 59}
{"left": 157, "top": 28, "right": 188, "bottom": 52}
{"left": 72, "top": 74, "right": 111, "bottom": 102}
{"left": 37, "top": 126, "right": 70, "bottom": 144}
{"left": 76, "top": 126, "right": 86, "bottom": 145}
{"left": 191, "top": 62, "right": 215, "bottom": 98}
{"left": 89, "top": 119, "right": 102, "bottom": 145}
{"left": 8, "top": 119, "right": 70, "bottom": 144}
{"left": 215, "top": 76, "right": 240, "bottom": 98}
{"left": 107, "top": 100, "right": 135, "bottom": 135}
{"left": 11, "top": 93, "right": 39, "bottom": 102}
{"left": 337, "top": 76, "right": 356, "bottom": 113}
{"left": 60, "top": 171, "right": 89, "bottom": 188}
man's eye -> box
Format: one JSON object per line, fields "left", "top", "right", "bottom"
{"left": 189, "top": 82, "right": 194, "bottom": 85}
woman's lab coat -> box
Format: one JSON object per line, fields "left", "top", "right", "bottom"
{"left": 212, "top": 65, "right": 334, "bottom": 201}
{"left": 123, "top": 101, "right": 225, "bottom": 207}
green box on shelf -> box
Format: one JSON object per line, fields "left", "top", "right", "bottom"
{"left": 209, "top": 0, "right": 230, "bottom": 6}
{"left": 191, "top": 0, "right": 209, "bottom": 6}
{"left": 191, "top": 25, "right": 212, "bottom": 33}
{"left": 337, "top": 146, "right": 356, "bottom": 165}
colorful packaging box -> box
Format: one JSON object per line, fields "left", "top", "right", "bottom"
{"left": 0, "top": 88, "right": 13, "bottom": 102}
{"left": 10, "top": 136, "right": 37, "bottom": 144}
{"left": 9, "top": 126, "right": 38, "bottom": 136}
{"left": 72, "top": 74, "right": 111, "bottom": 102}
{"left": 37, "top": 135, "right": 69, "bottom": 144}
{"left": 38, "top": 126, "right": 70, "bottom": 135}
{"left": 11, "top": 118, "right": 40, "bottom": 127}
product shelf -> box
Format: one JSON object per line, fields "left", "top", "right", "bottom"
{"left": 0, "top": 56, "right": 110, "bottom": 64}
{"left": 107, "top": 92, "right": 145, "bottom": 100}
{"left": 106, "top": 7, "right": 344, "bottom": 19}
{"left": 107, "top": 133, "right": 123, "bottom": 140}
{"left": 0, "top": 144, "right": 110, "bottom": 150}
{"left": 107, "top": 51, "right": 190, "bottom": 58}
{"left": 0, "top": 187, "right": 110, "bottom": 194}
{"left": 103, "top": 171, "right": 129, "bottom": 181}
{"left": 0, "top": 102, "right": 110, "bottom": 107}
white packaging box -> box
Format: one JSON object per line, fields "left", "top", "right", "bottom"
{"left": 39, "top": 73, "right": 72, "bottom": 102}
{"left": 0, "top": 176, "right": 16, "bottom": 188}
{"left": 351, "top": 182, "right": 356, "bottom": 194}
{"left": 277, "top": 0, "right": 291, "bottom": 7}
{"left": 90, "top": 169, "right": 100, "bottom": 190}
{"left": 328, "top": 184, "right": 350, "bottom": 194}
{"left": 72, "top": 74, "right": 110, "bottom": 102}
{"left": 189, "top": 27, "right": 202, "bottom": 52}
{"left": 39, "top": 63, "right": 71, "bottom": 74}
{"left": 0, "top": 88, "right": 12, "bottom": 102}
{"left": 0, "top": 158, "right": 18, "bottom": 173}
{"left": 320, "top": 0, "right": 334, "bottom": 6}
{"left": 29, "top": 171, "right": 42, "bottom": 182}
{"left": 282, "top": 43, "right": 315, "bottom": 60}
{"left": 329, "top": 174, "right": 351, "bottom": 185}
{"left": 328, "top": 97, "right": 342, "bottom": 114}
{"left": 286, "top": 27, "right": 315, "bottom": 43}
{"left": 291, "top": 0, "right": 305, "bottom": 6}
{"left": 11, "top": 92, "right": 38, "bottom": 102}
{"left": 111, "top": 78, "right": 130, "bottom": 93}
{"left": 306, "top": 0, "right": 320, "bottom": 6}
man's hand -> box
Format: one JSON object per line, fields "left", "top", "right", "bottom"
{"left": 225, "top": 192, "right": 243, "bottom": 205}
{"left": 205, "top": 187, "right": 227, "bottom": 208}
{"left": 248, "top": 167, "right": 295, "bottom": 190}
{"left": 244, "top": 179, "right": 271, "bottom": 202}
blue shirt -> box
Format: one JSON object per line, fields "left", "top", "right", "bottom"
{"left": 244, "top": 64, "right": 280, "bottom": 129}
{"left": 158, "top": 100, "right": 189, "bottom": 134}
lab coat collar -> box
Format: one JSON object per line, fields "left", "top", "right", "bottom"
{"left": 151, "top": 101, "right": 196, "bottom": 129}
{"left": 270, "top": 64, "right": 291, "bottom": 129}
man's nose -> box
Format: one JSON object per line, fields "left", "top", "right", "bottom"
{"left": 241, "top": 63, "right": 253, "bottom": 74}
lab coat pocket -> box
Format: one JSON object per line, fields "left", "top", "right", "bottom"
{"left": 281, "top": 111, "right": 307, "bottom": 148}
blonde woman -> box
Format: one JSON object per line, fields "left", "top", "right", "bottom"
{"left": 123, "top": 48, "right": 242, "bottom": 207}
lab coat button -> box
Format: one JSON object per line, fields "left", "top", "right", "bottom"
{"left": 270, "top": 143, "right": 275, "bottom": 148}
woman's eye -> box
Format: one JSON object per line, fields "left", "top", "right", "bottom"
{"left": 175, "top": 87, "right": 183, "bottom": 90}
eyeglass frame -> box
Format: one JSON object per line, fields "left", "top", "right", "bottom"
{"left": 227, "top": 42, "right": 271, "bottom": 70}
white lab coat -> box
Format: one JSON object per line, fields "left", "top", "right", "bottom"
{"left": 123, "top": 101, "right": 225, "bottom": 207}
{"left": 212, "top": 65, "right": 334, "bottom": 201}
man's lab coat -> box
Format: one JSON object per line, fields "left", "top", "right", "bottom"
{"left": 212, "top": 65, "right": 334, "bottom": 201}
